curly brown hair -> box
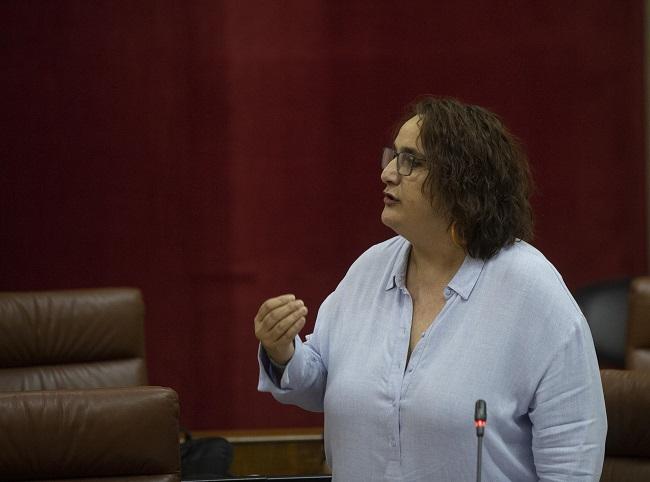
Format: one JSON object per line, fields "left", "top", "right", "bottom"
{"left": 397, "top": 97, "right": 533, "bottom": 260}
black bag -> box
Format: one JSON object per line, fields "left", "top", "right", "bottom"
{"left": 180, "top": 429, "right": 234, "bottom": 479}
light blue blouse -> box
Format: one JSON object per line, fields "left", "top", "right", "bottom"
{"left": 258, "top": 236, "right": 607, "bottom": 481}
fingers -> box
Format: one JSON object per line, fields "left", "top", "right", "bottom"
{"left": 282, "top": 316, "right": 306, "bottom": 343}
{"left": 254, "top": 295, "right": 308, "bottom": 349}
{"left": 255, "top": 296, "right": 305, "bottom": 334}
{"left": 255, "top": 294, "right": 295, "bottom": 324}
{"left": 267, "top": 303, "right": 308, "bottom": 343}
{"left": 264, "top": 315, "right": 306, "bottom": 366}
{"left": 256, "top": 299, "right": 308, "bottom": 340}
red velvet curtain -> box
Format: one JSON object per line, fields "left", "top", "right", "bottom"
{"left": 0, "top": 0, "right": 645, "bottom": 429}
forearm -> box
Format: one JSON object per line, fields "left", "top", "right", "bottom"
{"left": 257, "top": 335, "right": 327, "bottom": 412}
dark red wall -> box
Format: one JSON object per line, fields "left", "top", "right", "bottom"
{"left": 1, "top": 1, "right": 646, "bottom": 429}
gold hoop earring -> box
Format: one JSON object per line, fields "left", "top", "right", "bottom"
{"left": 450, "top": 223, "right": 464, "bottom": 248}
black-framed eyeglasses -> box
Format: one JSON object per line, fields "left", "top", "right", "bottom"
{"left": 381, "top": 147, "right": 428, "bottom": 176}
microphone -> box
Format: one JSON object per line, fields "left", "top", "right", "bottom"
{"left": 474, "top": 399, "right": 487, "bottom": 482}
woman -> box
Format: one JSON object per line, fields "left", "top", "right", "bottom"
{"left": 255, "top": 97, "right": 606, "bottom": 481}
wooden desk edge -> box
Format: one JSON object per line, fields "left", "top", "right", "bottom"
{"left": 191, "top": 427, "right": 324, "bottom": 444}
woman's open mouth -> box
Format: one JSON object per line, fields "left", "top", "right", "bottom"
{"left": 383, "top": 192, "right": 399, "bottom": 205}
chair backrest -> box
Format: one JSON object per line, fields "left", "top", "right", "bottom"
{"left": 627, "top": 276, "right": 650, "bottom": 370}
{"left": 0, "top": 386, "right": 181, "bottom": 481}
{"left": 573, "top": 278, "right": 631, "bottom": 368}
{"left": 0, "top": 287, "right": 148, "bottom": 391}
{"left": 600, "top": 369, "right": 650, "bottom": 481}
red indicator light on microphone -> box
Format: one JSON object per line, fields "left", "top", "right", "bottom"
{"left": 474, "top": 420, "right": 486, "bottom": 428}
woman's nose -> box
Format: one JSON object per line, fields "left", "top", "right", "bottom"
{"left": 381, "top": 158, "right": 400, "bottom": 184}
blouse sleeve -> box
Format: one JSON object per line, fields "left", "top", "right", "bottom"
{"left": 529, "top": 318, "right": 607, "bottom": 481}
{"left": 257, "top": 293, "right": 335, "bottom": 413}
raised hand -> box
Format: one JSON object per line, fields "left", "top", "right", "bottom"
{"left": 254, "top": 294, "right": 308, "bottom": 365}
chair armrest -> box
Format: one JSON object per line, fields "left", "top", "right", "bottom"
{"left": 0, "top": 386, "right": 180, "bottom": 480}
{"left": 627, "top": 277, "right": 650, "bottom": 370}
{"left": 601, "top": 369, "right": 650, "bottom": 457}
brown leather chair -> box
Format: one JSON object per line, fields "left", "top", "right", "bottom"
{"left": 600, "top": 369, "right": 650, "bottom": 481}
{"left": 626, "top": 277, "right": 650, "bottom": 370}
{"left": 0, "top": 288, "right": 181, "bottom": 482}
{"left": 574, "top": 278, "right": 631, "bottom": 368}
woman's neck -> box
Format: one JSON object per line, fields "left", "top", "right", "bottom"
{"left": 407, "top": 234, "right": 466, "bottom": 286}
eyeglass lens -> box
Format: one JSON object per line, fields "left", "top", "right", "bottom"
{"left": 381, "top": 148, "right": 411, "bottom": 175}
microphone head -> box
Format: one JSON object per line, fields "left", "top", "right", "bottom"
{"left": 474, "top": 399, "right": 487, "bottom": 422}
{"left": 474, "top": 399, "right": 487, "bottom": 437}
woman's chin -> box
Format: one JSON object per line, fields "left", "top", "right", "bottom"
{"left": 381, "top": 211, "right": 400, "bottom": 233}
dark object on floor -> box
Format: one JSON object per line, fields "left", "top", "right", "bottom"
{"left": 181, "top": 429, "right": 234, "bottom": 479}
